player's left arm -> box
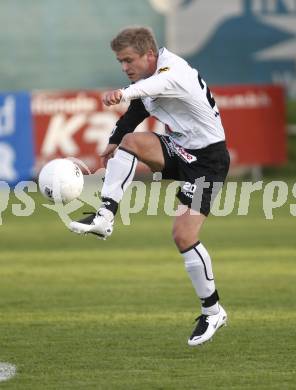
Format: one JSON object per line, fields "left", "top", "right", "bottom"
{"left": 103, "top": 67, "right": 182, "bottom": 106}
{"left": 121, "top": 69, "right": 182, "bottom": 101}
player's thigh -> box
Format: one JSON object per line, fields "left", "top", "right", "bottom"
{"left": 172, "top": 205, "right": 206, "bottom": 250}
{"left": 120, "top": 132, "right": 165, "bottom": 171}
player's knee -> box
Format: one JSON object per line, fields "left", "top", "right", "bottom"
{"left": 172, "top": 225, "right": 197, "bottom": 251}
{"left": 120, "top": 133, "right": 138, "bottom": 154}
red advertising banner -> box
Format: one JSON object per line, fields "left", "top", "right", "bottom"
{"left": 213, "top": 84, "right": 286, "bottom": 166}
{"left": 32, "top": 85, "right": 286, "bottom": 174}
{"left": 32, "top": 91, "right": 162, "bottom": 173}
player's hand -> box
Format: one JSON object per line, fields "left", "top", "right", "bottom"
{"left": 102, "top": 90, "right": 122, "bottom": 106}
{"left": 100, "top": 143, "right": 118, "bottom": 167}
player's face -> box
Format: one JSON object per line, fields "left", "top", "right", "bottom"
{"left": 116, "top": 46, "right": 157, "bottom": 82}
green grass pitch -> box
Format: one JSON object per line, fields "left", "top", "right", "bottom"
{"left": 0, "top": 182, "right": 295, "bottom": 389}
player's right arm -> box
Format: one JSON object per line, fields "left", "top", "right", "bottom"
{"left": 108, "top": 98, "right": 150, "bottom": 145}
{"left": 100, "top": 98, "right": 150, "bottom": 167}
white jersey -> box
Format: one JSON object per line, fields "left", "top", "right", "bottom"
{"left": 120, "top": 48, "right": 225, "bottom": 150}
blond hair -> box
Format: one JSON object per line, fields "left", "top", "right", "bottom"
{"left": 110, "top": 26, "right": 158, "bottom": 56}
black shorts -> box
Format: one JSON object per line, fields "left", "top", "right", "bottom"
{"left": 155, "top": 134, "right": 230, "bottom": 216}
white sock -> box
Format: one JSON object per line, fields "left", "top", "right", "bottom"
{"left": 181, "top": 241, "right": 219, "bottom": 315}
{"left": 101, "top": 148, "right": 138, "bottom": 203}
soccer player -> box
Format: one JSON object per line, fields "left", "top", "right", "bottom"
{"left": 69, "top": 26, "right": 230, "bottom": 346}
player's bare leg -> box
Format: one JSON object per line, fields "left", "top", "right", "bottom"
{"left": 120, "top": 132, "right": 165, "bottom": 171}
{"left": 173, "top": 206, "right": 227, "bottom": 346}
{"left": 69, "top": 132, "right": 164, "bottom": 238}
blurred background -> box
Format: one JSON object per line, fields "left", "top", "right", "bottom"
{"left": 0, "top": 0, "right": 296, "bottom": 184}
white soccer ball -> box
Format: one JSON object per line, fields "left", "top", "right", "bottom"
{"left": 38, "top": 158, "right": 84, "bottom": 203}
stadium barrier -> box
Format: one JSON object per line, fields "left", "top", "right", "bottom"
{"left": 0, "top": 85, "right": 286, "bottom": 185}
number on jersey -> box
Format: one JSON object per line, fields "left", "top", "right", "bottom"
{"left": 198, "top": 73, "right": 219, "bottom": 117}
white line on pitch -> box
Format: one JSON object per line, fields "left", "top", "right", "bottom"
{"left": 0, "top": 363, "right": 16, "bottom": 382}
